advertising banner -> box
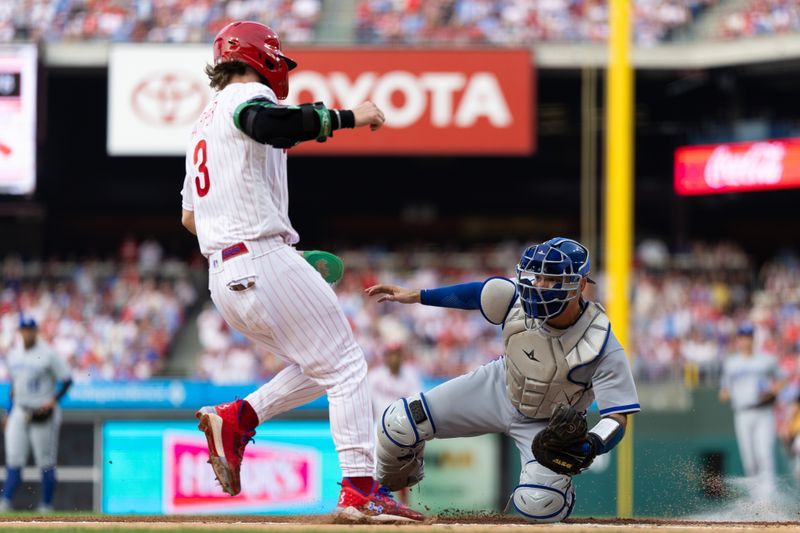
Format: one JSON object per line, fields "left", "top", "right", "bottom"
{"left": 108, "top": 45, "right": 534, "bottom": 156}
{"left": 0, "top": 45, "right": 37, "bottom": 194}
{"left": 285, "top": 49, "right": 534, "bottom": 155}
{"left": 0, "top": 380, "right": 454, "bottom": 410}
{"left": 108, "top": 45, "right": 212, "bottom": 156}
{"left": 163, "top": 432, "right": 320, "bottom": 514}
{"left": 675, "top": 138, "right": 800, "bottom": 195}
{"left": 103, "top": 420, "right": 340, "bottom": 514}
{"left": 0, "top": 380, "right": 327, "bottom": 411}
{"left": 407, "top": 434, "right": 500, "bottom": 512}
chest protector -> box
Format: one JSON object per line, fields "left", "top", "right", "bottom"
{"left": 503, "top": 301, "right": 610, "bottom": 419}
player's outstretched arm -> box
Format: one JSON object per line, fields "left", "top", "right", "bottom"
{"left": 234, "top": 99, "right": 385, "bottom": 148}
{"left": 365, "top": 284, "right": 421, "bottom": 304}
{"left": 367, "top": 281, "right": 486, "bottom": 311}
{"left": 351, "top": 101, "right": 385, "bottom": 131}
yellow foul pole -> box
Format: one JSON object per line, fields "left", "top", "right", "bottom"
{"left": 606, "top": 0, "right": 635, "bottom": 519}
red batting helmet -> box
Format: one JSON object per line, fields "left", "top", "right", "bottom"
{"left": 212, "top": 21, "right": 297, "bottom": 100}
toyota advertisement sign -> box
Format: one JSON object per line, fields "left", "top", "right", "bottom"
{"left": 108, "top": 45, "right": 534, "bottom": 156}
{"left": 108, "top": 45, "right": 213, "bottom": 156}
{"left": 675, "top": 138, "right": 800, "bottom": 195}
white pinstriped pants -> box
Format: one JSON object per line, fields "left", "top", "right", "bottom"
{"left": 208, "top": 239, "right": 374, "bottom": 477}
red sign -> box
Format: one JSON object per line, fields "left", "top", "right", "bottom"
{"left": 284, "top": 49, "right": 534, "bottom": 155}
{"left": 163, "top": 432, "right": 320, "bottom": 514}
{"left": 675, "top": 138, "right": 800, "bottom": 195}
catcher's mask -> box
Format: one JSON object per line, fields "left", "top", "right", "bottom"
{"left": 516, "top": 237, "right": 593, "bottom": 329}
{"left": 213, "top": 21, "right": 297, "bottom": 100}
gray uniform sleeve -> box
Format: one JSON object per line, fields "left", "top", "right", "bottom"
{"left": 591, "top": 333, "right": 640, "bottom": 416}
{"left": 720, "top": 359, "right": 731, "bottom": 391}
{"left": 50, "top": 349, "right": 71, "bottom": 382}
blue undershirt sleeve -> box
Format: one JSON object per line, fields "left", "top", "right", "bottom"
{"left": 420, "top": 281, "right": 483, "bottom": 310}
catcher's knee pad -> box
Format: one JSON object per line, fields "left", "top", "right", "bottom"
{"left": 376, "top": 393, "right": 436, "bottom": 491}
{"left": 512, "top": 460, "right": 575, "bottom": 523}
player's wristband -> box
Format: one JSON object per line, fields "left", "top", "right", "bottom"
{"left": 587, "top": 417, "right": 624, "bottom": 455}
{"left": 311, "top": 102, "right": 332, "bottom": 142}
{"left": 303, "top": 250, "right": 344, "bottom": 284}
{"left": 335, "top": 109, "right": 355, "bottom": 128}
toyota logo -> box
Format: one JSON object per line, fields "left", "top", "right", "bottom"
{"left": 131, "top": 72, "right": 207, "bottom": 127}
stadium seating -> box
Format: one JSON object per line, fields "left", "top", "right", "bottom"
{"left": 0, "top": 0, "right": 716, "bottom": 45}
{"left": 3, "top": 240, "right": 795, "bottom": 385}
{"left": 353, "top": 0, "right": 715, "bottom": 46}
{"left": 195, "top": 241, "right": 798, "bottom": 386}
{"left": 0, "top": 241, "right": 198, "bottom": 381}
{"left": 0, "top": 0, "right": 322, "bottom": 43}
{"left": 717, "top": 0, "right": 800, "bottom": 39}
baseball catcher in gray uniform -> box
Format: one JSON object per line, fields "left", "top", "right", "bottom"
{"left": 366, "top": 237, "right": 640, "bottom": 522}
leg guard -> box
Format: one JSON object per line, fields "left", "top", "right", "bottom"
{"left": 376, "top": 393, "right": 436, "bottom": 491}
{"left": 511, "top": 461, "right": 575, "bottom": 523}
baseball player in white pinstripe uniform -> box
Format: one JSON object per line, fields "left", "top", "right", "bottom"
{"left": 183, "top": 21, "right": 422, "bottom": 522}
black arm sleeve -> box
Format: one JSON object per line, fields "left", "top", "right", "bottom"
{"left": 234, "top": 97, "right": 355, "bottom": 148}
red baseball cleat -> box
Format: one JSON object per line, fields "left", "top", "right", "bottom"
{"left": 195, "top": 400, "right": 256, "bottom": 496}
{"left": 336, "top": 480, "right": 425, "bottom": 522}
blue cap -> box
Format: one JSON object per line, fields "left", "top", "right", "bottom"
{"left": 737, "top": 323, "right": 754, "bottom": 336}
{"left": 19, "top": 315, "right": 37, "bottom": 329}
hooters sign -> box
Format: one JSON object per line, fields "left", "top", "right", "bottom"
{"left": 675, "top": 138, "right": 800, "bottom": 195}
{"left": 163, "top": 432, "right": 320, "bottom": 514}
{"left": 286, "top": 49, "right": 534, "bottom": 155}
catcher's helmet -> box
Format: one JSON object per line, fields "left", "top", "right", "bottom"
{"left": 213, "top": 21, "right": 297, "bottom": 100}
{"left": 515, "top": 237, "right": 593, "bottom": 326}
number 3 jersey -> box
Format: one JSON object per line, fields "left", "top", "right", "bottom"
{"left": 181, "top": 82, "right": 300, "bottom": 257}
{"left": 7, "top": 341, "right": 71, "bottom": 409}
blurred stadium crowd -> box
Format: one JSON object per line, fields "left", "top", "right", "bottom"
{"left": 3, "top": 0, "right": 800, "bottom": 45}
{"left": 0, "top": 0, "right": 322, "bottom": 43}
{"left": 195, "top": 241, "right": 800, "bottom": 388}
{"left": 354, "top": 0, "right": 714, "bottom": 46}
{"left": 0, "top": 238, "right": 198, "bottom": 381}
{"left": 2, "top": 239, "right": 800, "bottom": 389}
{"left": 718, "top": 0, "right": 800, "bottom": 39}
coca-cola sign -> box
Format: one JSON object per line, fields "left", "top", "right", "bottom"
{"left": 675, "top": 138, "right": 800, "bottom": 195}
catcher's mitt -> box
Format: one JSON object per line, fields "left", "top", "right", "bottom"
{"left": 29, "top": 406, "right": 54, "bottom": 423}
{"left": 532, "top": 404, "right": 597, "bottom": 475}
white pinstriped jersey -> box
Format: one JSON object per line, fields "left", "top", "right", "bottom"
{"left": 181, "top": 82, "right": 300, "bottom": 257}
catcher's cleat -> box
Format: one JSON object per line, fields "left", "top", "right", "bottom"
{"left": 195, "top": 400, "right": 256, "bottom": 496}
{"left": 335, "top": 480, "right": 425, "bottom": 523}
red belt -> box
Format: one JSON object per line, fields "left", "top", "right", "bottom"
{"left": 221, "top": 242, "right": 249, "bottom": 261}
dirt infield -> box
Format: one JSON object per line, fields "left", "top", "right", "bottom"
{"left": 1, "top": 515, "right": 799, "bottom": 532}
